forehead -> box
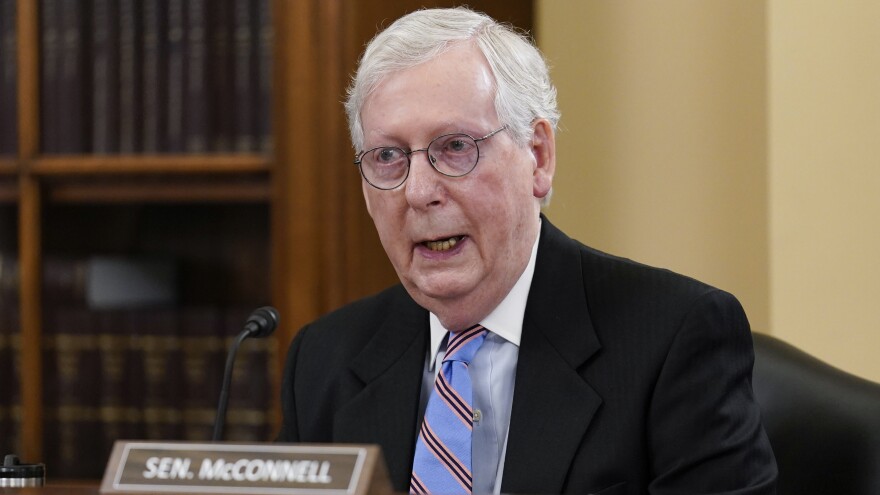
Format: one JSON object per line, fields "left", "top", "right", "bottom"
{"left": 360, "top": 43, "right": 498, "bottom": 142}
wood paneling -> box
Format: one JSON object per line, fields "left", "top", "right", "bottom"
{"left": 16, "top": 0, "right": 43, "bottom": 462}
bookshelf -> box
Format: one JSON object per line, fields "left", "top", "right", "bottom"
{"left": 1, "top": 0, "right": 533, "bottom": 479}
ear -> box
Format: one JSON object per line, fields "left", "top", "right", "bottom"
{"left": 530, "top": 119, "right": 556, "bottom": 199}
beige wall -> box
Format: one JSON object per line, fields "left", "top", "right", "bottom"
{"left": 538, "top": 0, "right": 880, "bottom": 381}
{"left": 536, "top": 2, "right": 769, "bottom": 334}
{"left": 768, "top": 1, "right": 880, "bottom": 381}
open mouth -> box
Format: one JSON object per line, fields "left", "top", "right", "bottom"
{"left": 422, "top": 235, "right": 465, "bottom": 252}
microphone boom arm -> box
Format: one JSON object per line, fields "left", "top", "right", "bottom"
{"left": 212, "top": 330, "right": 251, "bottom": 442}
{"left": 212, "top": 306, "right": 279, "bottom": 442}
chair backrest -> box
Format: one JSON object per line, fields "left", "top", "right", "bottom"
{"left": 752, "top": 333, "right": 880, "bottom": 495}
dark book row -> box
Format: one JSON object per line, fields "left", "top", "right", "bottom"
{"left": 0, "top": 0, "right": 18, "bottom": 155}
{"left": 40, "top": 305, "right": 276, "bottom": 479}
{"left": 0, "top": 269, "right": 21, "bottom": 458}
{"left": 0, "top": 254, "right": 276, "bottom": 479}
{"left": 40, "top": 0, "right": 272, "bottom": 155}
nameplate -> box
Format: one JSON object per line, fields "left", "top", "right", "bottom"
{"left": 100, "top": 441, "right": 391, "bottom": 495}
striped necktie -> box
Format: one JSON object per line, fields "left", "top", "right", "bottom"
{"left": 410, "top": 324, "right": 487, "bottom": 494}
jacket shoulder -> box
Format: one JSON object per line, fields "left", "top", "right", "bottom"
{"left": 577, "top": 241, "right": 724, "bottom": 307}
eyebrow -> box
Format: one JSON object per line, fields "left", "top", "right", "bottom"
{"left": 364, "top": 122, "right": 483, "bottom": 149}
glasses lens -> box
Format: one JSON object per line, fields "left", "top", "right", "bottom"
{"left": 361, "top": 147, "right": 409, "bottom": 188}
{"left": 428, "top": 134, "right": 479, "bottom": 177}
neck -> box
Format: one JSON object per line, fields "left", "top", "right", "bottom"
{"left": 430, "top": 221, "right": 540, "bottom": 332}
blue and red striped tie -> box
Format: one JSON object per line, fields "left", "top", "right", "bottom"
{"left": 410, "top": 324, "right": 487, "bottom": 494}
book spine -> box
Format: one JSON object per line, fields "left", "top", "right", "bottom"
{"left": 256, "top": 0, "right": 272, "bottom": 153}
{"left": 209, "top": 0, "right": 233, "bottom": 152}
{"left": 165, "top": 0, "right": 186, "bottom": 152}
{"left": 0, "top": 0, "right": 18, "bottom": 155}
{"left": 0, "top": 256, "right": 88, "bottom": 306}
{"left": 180, "top": 306, "right": 224, "bottom": 441}
{"left": 122, "top": 310, "right": 146, "bottom": 441}
{"left": 0, "top": 252, "right": 17, "bottom": 303}
{"left": 134, "top": 308, "right": 184, "bottom": 440}
{"left": 118, "top": 0, "right": 142, "bottom": 153}
{"left": 0, "top": 252, "right": 21, "bottom": 454}
{"left": 141, "top": 0, "right": 167, "bottom": 153}
{"left": 57, "top": 0, "right": 90, "bottom": 152}
{"left": 91, "top": 0, "right": 120, "bottom": 153}
{"left": 0, "top": 302, "right": 21, "bottom": 455}
{"left": 40, "top": 0, "right": 61, "bottom": 153}
{"left": 43, "top": 306, "right": 105, "bottom": 479}
{"left": 184, "top": 0, "right": 209, "bottom": 153}
{"left": 96, "top": 310, "right": 138, "bottom": 455}
{"left": 232, "top": 0, "right": 255, "bottom": 152}
{"left": 42, "top": 257, "right": 89, "bottom": 305}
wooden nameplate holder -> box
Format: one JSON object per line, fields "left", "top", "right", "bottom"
{"left": 100, "top": 441, "right": 392, "bottom": 495}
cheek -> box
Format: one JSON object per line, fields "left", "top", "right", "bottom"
{"left": 363, "top": 186, "right": 394, "bottom": 221}
{"left": 362, "top": 183, "right": 376, "bottom": 218}
{"left": 364, "top": 194, "right": 406, "bottom": 247}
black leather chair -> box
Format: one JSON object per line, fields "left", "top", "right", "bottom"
{"left": 751, "top": 332, "right": 880, "bottom": 495}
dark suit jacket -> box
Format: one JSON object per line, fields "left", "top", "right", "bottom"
{"left": 278, "top": 218, "right": 777, "bottom": 494}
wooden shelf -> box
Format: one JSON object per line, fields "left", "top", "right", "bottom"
{"left": 29, "top": 154, "right": 271, "bottom": 175}
{"left": 0, "top": 179, "right": 18, "bottom": 202}
{"left": 0, "top": 158, "right": 18, "bottom": 174}
{"left": 46, "top": 177, "right": 270, "bottom": 203}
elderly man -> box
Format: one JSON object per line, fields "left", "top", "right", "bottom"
{"left": 278, "top": 7, "right": 777, "bottom": 495}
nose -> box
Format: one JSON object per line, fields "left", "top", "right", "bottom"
{"left": 404, "top": 150, "right": 445, "bottom": 209}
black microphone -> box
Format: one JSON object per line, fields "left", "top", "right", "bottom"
{"left": 212, "top": 306, "right": 280, "bottom": 441}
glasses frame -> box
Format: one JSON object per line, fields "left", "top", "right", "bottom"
{"left": 354, "top": 125, "right": 508, "bottom": 190}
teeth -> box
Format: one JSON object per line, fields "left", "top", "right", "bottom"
{"left": 426, "top": 236, "right": 460, "bottom": 251}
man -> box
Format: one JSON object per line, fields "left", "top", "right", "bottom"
{"left": 278, "top": 7, "right": 777, "bottom": 495}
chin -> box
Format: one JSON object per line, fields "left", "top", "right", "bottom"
{"left": 406, "top": 280, "right": 470, "bottom": 310}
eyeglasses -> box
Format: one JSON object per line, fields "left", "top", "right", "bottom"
{"left": 354, "top": 125, "right": 508, "bottom": 190}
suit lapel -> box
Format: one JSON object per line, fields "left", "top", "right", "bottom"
{"left": 335, "top": 288, "right": 428, "bottom": 490}
{"left": 330, "top": 220, "right": 602, "bottom": 491}
{"left": 502, "top": 219, "right": 603, "bottom": 494}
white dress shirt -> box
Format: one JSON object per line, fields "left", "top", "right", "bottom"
{"left": 420, "top": 226, "right": 540, "bottom": 494}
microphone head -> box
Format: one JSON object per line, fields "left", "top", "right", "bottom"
{"left": 244, "top": 306, "right": 279, "bottom": 338}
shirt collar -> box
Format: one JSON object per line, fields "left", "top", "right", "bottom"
{"left": 428, "top": 222, "right": 541, "bottom": 368}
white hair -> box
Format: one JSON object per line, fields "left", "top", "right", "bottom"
{"left": 344, "top": 7, "right": 560, "bottom": 153}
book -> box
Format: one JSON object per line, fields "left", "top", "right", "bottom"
{"left": 57, "top": 0, "right": 90, "bottom": 152}
{"left": 256, "top": 0, "right": 272, "bottom": 153}
{"left": 121, "top": 309, "right": 147, "bottom": 442}
{"left": 42, "top": 306, "right": 105, "bottom": 479}
{"left": 165, "top": 0, "right": 187, "bottom": 152}
{"left": 0, "top": 252, "right": 18, "bottom": 299}
{"left": 0, "top": 252, "right": 21, "bottom": 455}
{"left": 91, "top": 0, "right": 121, "bottom": 153}
{"left": 94, "top": 310, "right": 134, "bottom": 462}
{"left": 184, "top": 0, "right": 209, "bottom": 153}
{"left": 117, "top": 0, "right": 142, "bottom": 153}
{"left": 132, "top": 307, "right": 184, "bottom": 440}
{"left": 0, "top": 0, "right": 18, "bottom": 155}
{"left": 141, "top": 0, "right": 167, "bottom": 153}
{"left": 92, "top": 309, "right": 164, "bottom": 468}
{"left": 0, "top": 304, "right": 21, "bottom": 456}
{"left": 40, "top": 0, "right": 61, "bottom": 153}
{"left": 42, "top": 256, "right": 89, "bottom": 306}
{"left": 232, "top": 0, "right": 255, "bottom": 152}
{"left": 209, "top": 0, "right": 233, "bottom": 152}
{"left": 179, "top": 306, "right": 225, "bottom": 441}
